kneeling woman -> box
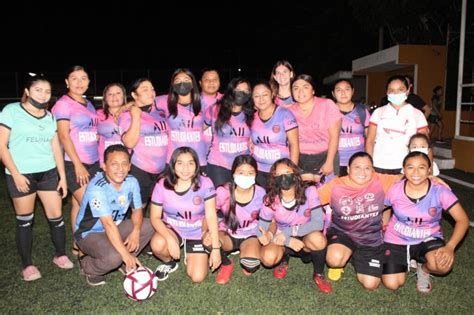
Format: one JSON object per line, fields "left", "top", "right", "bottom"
{"left": 149, "top": 147, "right": 221, "bottom": 283}
{"left": 207, "top": 155, "right": 265, "bottom": 284}
{"left": 258, "top": 158, "right": 331, "bottom": 293}
{"left": 382, "top": 152, "right": 469, "bottom": 293}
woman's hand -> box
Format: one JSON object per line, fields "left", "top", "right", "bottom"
{"left": 209, "top": 248, "right": 221, "bottom": 271}
{"left": 74, "top": 163, "right": 90, "bottom": 187}
{"left": 57, "top": 177, "right": 68, "bottom": 198}
{"left": 13, "top": 173, "right": 30, "bottom": 193}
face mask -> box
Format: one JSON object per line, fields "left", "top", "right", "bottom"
{"left": 387, "top": 93, "right": 407, "bottom": 106}
{"left": 28, "top": 96, "right": 49, "bottom": 109}
{"left": 275, "top": 173, "right": 296, "bottom": 190}
{"left": 234, "top": 175, "right": 255, "bottom": 189}
{"left": 173, "top": 82, "right": 193, "bottom": 96}
{"left": 140, "top": 104, "right": 152, "bottom": 112}
{"left": 411, "top": 147, "right": 429, "bottom": 155}
{"left": 234, "top": 91, "right": 250, "bottom": 105}
{"left": 281, "top": 198, "right": 296, "bottom": 208}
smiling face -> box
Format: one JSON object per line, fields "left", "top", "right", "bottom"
{"left": 403, "top": 155, "right": 430, "bottom": 186}
{"left": 200, "top": 70, "right": 220, "bottom": 96}
{"left": 347, "top": 156, "right": 374, "bottom": 186}
{"left": 174, "top": 152, "right": 197, "bottom": 182}
{"left": 66, "top": 69, "right": 89, "bottom": 96}
{"left": 26, "top": 80, "right": 52, "bottom": 104}
{"left": 292, "top": 79, "right": 314, "bottom": 104}
{"left": 132, "top": 80, "right": 155, "bottom": 106}
{"left": 252, "top": 84, "right": 273, "bottom": 112}
{"left": 273, "top": 65, "right": 293, "bottom": 87}
{"left": 103, "top": 151, "right": 131, "bottom": 188}
{"left": 104, "top": 85, "right": 125, "bottom": 110}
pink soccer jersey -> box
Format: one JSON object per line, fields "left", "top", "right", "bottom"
{"left": 97, "top": 109, "right": 124, "bottom": 165}
{"left": 275, "top": 95, "right": 294, "bottom": 107}
{"left": 151, "top": 176, "right": 216, "bottom": 240}
{"left": 51, "top": 95, "right": 98, "bottom": 164}
{"left": 339, "top": 108, "right": 370, "bottom": 166}
{"left": 204, "top": 104, "right": 251, "bottom": 170}
{"left": 260, "top": 186, "right": 321, "bottom": 233}
{"left": 251, "top": 106, "right": 298, "bottom": 172}
{"left": 119, "top": 106, "right": 169, "bottom": 174}
{"left": 384, "top": 180, "right": 458, "bottom": 245}
{"left": 216, "top": 184, "right": 265, "bottom": 238}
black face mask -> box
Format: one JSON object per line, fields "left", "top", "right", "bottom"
{"left": 140, "top": 104, "right": 152, "bottom": 112}
{"left": 275, "top": 173, "right": 296, "bottom": 190}
{"left": 28, "top": 96, "right": 49, "bottom": 109}
{"left": 234, "top": 91, "right": 250, "bottom": 105}
{"left": 173, "top": 82, "right": 193, "bottom": 96}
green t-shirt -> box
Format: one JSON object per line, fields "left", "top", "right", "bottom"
{"left": 0, "top": 102, "right": 57, "bottom": 174}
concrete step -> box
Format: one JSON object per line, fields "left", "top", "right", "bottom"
{"left": 434, "top": 156, "right": 455, "bottom": 169}
{"left": 432, "top": 146, "right": 452, "bottom": 158}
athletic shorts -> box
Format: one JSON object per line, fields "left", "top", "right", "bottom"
{"left": 65, "top": 161, "right": 101, "bottom": 193}
{"left": 383, "top": 238, "right": 445, "bottom": 274}
{"left": 6, "top": 167, "right": 59, "bottom": 198}
{"left": 206, "top": 163, "right": 232, "bottom": 188}
{"left": 166, "top": 224, "right": 206, "bottom": 254}
{"left": 129, "top": 164, "right": 161, "bottom": 205}
{"left": 229, "top": 235, "right": 257, "bottom": 252}
{"left": 327, "top": 228, "right": 383, "bottom": 277}
{"left": 299, "top": 152, "right": 340, "bottom": 176}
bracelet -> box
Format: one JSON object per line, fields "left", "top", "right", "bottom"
{"left": 212, "top": 247, "right": 221, "bottom": 250}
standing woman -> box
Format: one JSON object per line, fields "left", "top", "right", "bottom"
{"left": 382, "top": 152, "right": 469, "bottom": 293}
{"left": 366, "top": 75, "right": 428, "bottom": 174}
{"left": 0, "top": 75, "right": 73, "bottom": 281}
{"left": 251, "top": 81, "right": 299, "bottom": 188}
{"left": 52, "top": 66, "right": 100, "bottom": 255}
{"left": 207, "top": 155, "right": 265, "bottom": 284}
{"left": 269, "top": 60, "right": 295, "bottom": 107}
{"left": 257, "top": 158, "right": 331, "bottom": 293}
{"left": 97, "top": 83, "right": 127, "bottom": 166}
{"left": 149, "top": 147, "right": 221, "bottom": 283}
{"left": 204, "top": 77, "right": 254, "bottom": 187}
{"left": 289, "top": 74, "right": 342, "bottom": 180}
{"left": 120, "top": 78, "right": 169, "bottom": 207}
{"left": 332, "top": 79, "right": 370, "bottom": 176}
{"left": 165, "top": 68, "right": 208, "bottom": 169}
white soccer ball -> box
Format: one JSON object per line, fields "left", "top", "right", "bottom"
{"left": 123, "top": 266, "right": 158, "bottom": 301}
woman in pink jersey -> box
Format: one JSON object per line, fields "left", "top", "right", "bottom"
{"left": 251, "top": 81, "right": 299, "bottom": 188}
{"left": 289, "top": 74, "right": 342, "bottom": 182}
{"left": 52, "top": 66, "right": 100, "bottom": 256}
{"left": 205, "top": 155, "right": 264, "bottom": 284}
{"left": 382, "top": 152, "right": 469, "bottom": 293}
{"left": 204, "top": 77, "right": 254, "bottom": 187}
{"left": 97, "top": 83, "right": 126, "bottom": 166}
{"left": 258, "top": 158, "right": 332, "bottom": 293}
{"left": 121, "top": 78, "right": 169, "bottom": 207}
{"left": 269, "top": 60, "right": 295, "bottom": 107}
{"left": 366, "top": 75, "right": 428, "bottom": 175}
{"left": 149, "top": 147, "right": 221, "bottom": 283}
{"left": 332, "top": 79, "right": 370, "bottom": 176}
{"left": 165, "top": 68, "right": 208, "bottom": 168}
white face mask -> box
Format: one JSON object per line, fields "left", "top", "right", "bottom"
{"left": 387, "top": 93, "right": 408, "bottom": 105}
{"left": 234, "top": 175, "right": 255, "bottom": 189}
{"left": 410, "top": 147, "right": 429, "bottom": 155}
{"left": 281, "top": 198, "right": 296, "bottom": 208}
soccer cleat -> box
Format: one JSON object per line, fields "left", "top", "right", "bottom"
{"left": 215, "top": 262, "right": 234, "bottom": 284}
{"left": 53, "top": 255, "right": 74, "bottom": 269}
{"left": 85, "top": 274, "right": 106, "bottom": 287}
{"left": 416, "top": 263, "right": 432, "bottom": 293}
{"left": 155, "top": 260, "right": 178, "bottom": 281}
{"left": 314, "top": 273, "right": 332, "bottom": 293}
{"left": 273, "top": 261, "right": 289, "bottom": 279}
{"left": 327, "top": 267, "right": 344, "bottom": 281}
{"left": 22, "top": 265, "right": 42, "bottom": 282}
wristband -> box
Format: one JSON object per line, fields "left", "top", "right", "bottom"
{"left": 212, "top": 247, "right": 220, "bottom": 250}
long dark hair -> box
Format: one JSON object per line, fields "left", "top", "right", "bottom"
{"left": 102, "top": 83, "right": 126, "bottom": 119}
{"left": 215, "top": 77, "right": 254, "bottom": 133}
{"left": 264, "top": 158, "right": 306, "bottom": 210}
{"left": 21, "top": 74, "right": 51, "bottom": 103}
{"left": 225, "top": 155, "right": 258, "bottom": 233}
{"left": 163, "top": 147, "right": 201, "bottom": 191}
{"left": 167, "top": 68, "right": 201, "bottom": 118}
{"left": 269, "top": 60, "right": 295, "bottom": 96}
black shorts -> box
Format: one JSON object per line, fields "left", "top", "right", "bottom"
{"left": 256, "top": 171, "right": 269, "bottom": 189}
{"left": 206, "top": 163, "right": 232, "bottom": 188}
{"left": 166, "top": 225, "right": 206, "bottom": 254}
{"left": 299, "top": 152, "right": 340, "bottom": 176}
{"left": 382, "top": 238, "right": 445, "bottom": 274}
{"left": 65, "top": 161, "right": 101, "bottom": 193}
{"left": 327, "top": 228, "right": 383, "bottom": 277}
{"left": 129, "top": 164, "right": 161, "bottom": 204}
{"left": 374, "top": 167, "right": 401, "bottom": 175}
{"left": 6, "top": 167, "right": 59, "bottom": 198}
{"left": 229, "top": 235, "right": 257, "bottom": 252}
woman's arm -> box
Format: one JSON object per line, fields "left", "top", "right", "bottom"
{"left": 205, "top": 197, "right": 221, "bottom": 271}
{"left": 51, "top": 133, "right": 67, "bottom": 198}
{"left": 287, "top": 128, "right": 299, "bottom": 166}
{"left": 121, "top": 106, "right": 142, "bottom": 149}
{"left": 320, "top": 119, "right": 342, "bottom": 175}
{"left": 365, "top": 124, "right": 377, "bottom": 157}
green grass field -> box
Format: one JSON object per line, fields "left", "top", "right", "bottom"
{"left": 0, "top": 173, "right": 473, "bottom": 314}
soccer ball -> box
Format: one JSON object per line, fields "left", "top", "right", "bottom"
{"left": 123, "top": 266, "right": 158, "bottom": 301}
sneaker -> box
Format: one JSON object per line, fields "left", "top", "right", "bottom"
{"left": 273, "top": 261, "right": 289, "bottom": 279}
{"left": 416, "top": 263, "right": 432, "bottom": 293}
{"left": 230, "top": 250, "right": 240, "bottom": 256}
{"left": 85, "top": 274, "right": 106, "bottom": 287}
{"left": 22, "top": 265, "right": 42, "bottom": 282}
{"left": 327, "top": 267, "right": 344, "bottom": 281}
{"left": 215, "top": 262, "right": 234, "bottom": 284}
{"left": 409, "top": 259, "right": 417, "bottom": 271}
{"left": 155, "top": 260, "right": 178, "bottom": 281}
{"left": 314, "top": 273, "right": 332, "bottom": 293}
{"left": 53, "top": 255, "right": 74, "bottom": 269}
